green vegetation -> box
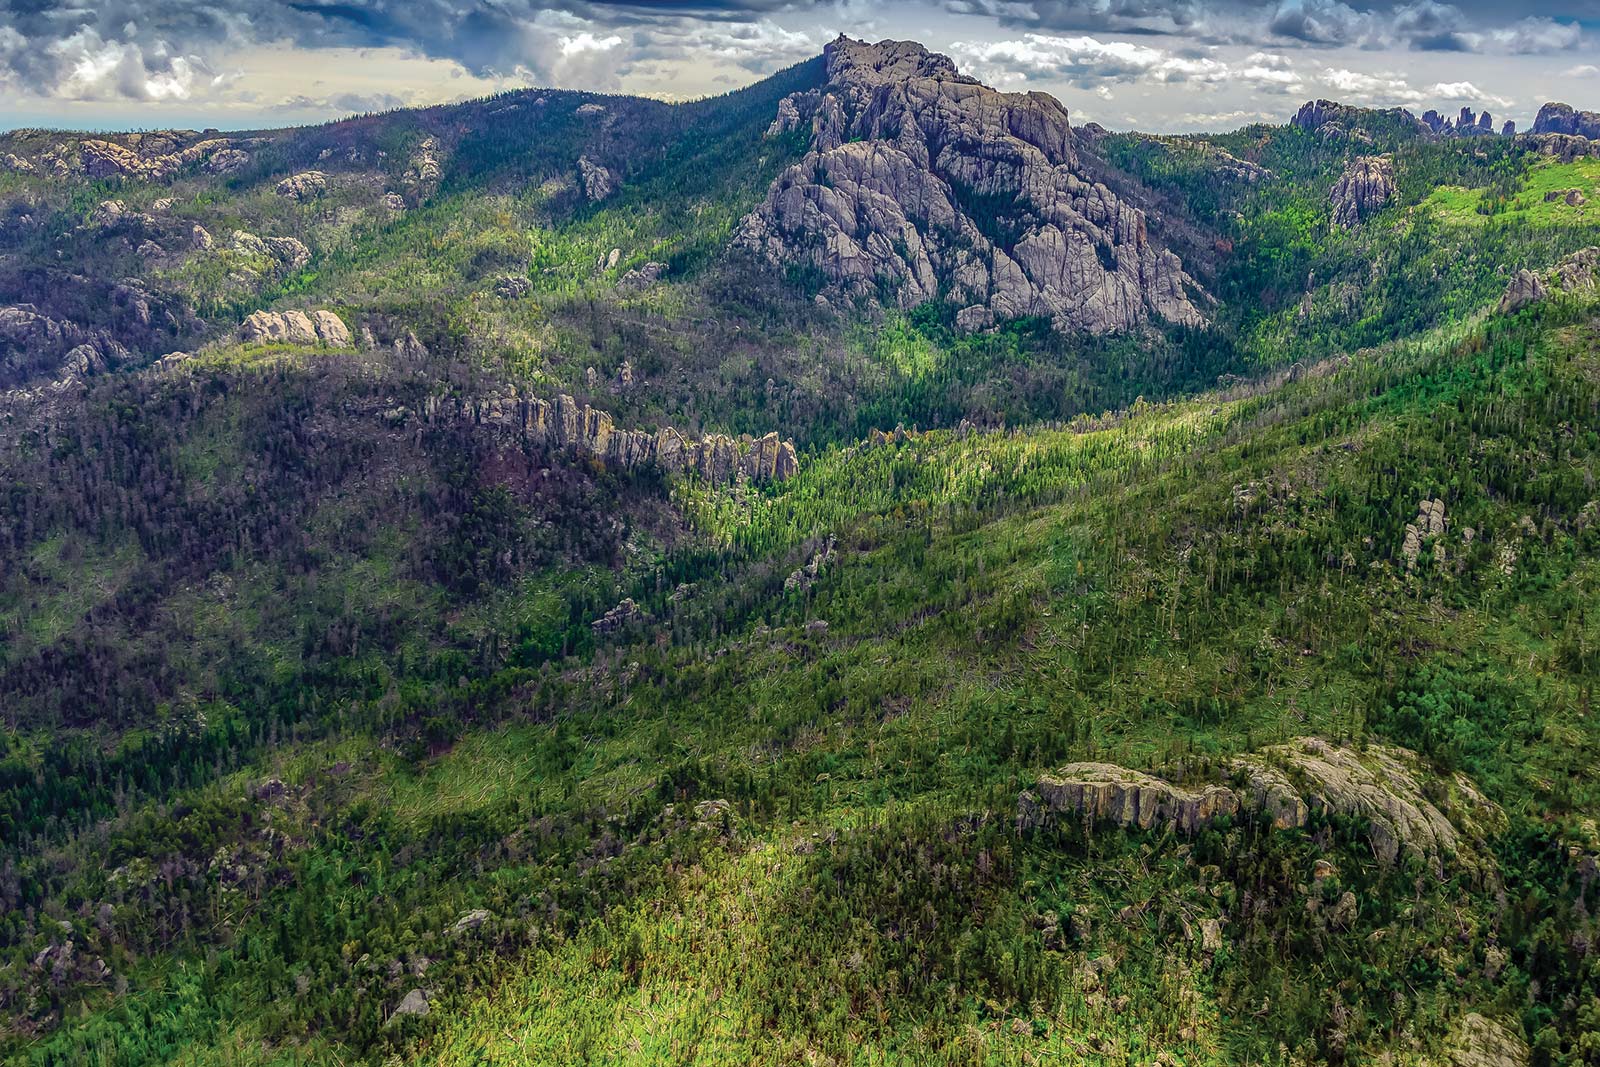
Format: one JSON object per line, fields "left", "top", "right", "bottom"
{"left": 2, "top": 57, "right": 1600, "bottom": 1067}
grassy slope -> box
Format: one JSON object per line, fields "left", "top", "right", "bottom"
{"left": 7, "top": 292, "right": 1600, "bottom": 1065}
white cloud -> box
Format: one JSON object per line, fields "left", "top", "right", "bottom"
{"left": 950, "top": 33, "right": 1302, "bottom": 94}
{"left": 1562, "top": 64, "right": 1600, "bottom": 78}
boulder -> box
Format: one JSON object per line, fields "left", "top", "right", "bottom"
{"left": 449, "top": 909, "right": 491, "bottom": 934}
{"left": 737, "top": 36, "right": 1205, "bottom": 336}
{"left": 390, "top": 989, "right": 430, "bottom": 1020}
{"left": 275, "top": 171, "right": 328, "bottom": 200}
{"left": 619, "top": 262, "right": 666, "bottom": 291}
{"left": 310, "top": 310, "right": 352, "bottom": 346}
{"left": 1498, "top": 247, "right": 1600, "bottom": 313}
{"left": 494, "top": 275, "right": 532, "bottom": 298}
{"left": 592, "top": 598, "right": 645, "bottom": 636}
{"left": 264, "top": 237, "right": 311, "bottom": 271}
{"left": 190, "top": 224, "right": 214, "bottom": 251}
{"left": 1543, "top": 189, "right": 1588, "bottom": 206}
{"left": 1330, "top": 156, "right": 1396, "bottom": 229}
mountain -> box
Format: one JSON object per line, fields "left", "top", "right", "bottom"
{"left": 2, "top": 37, "right": 1600, "bottom": 1067}
{"left": 737, "top": 36, "right": 1206, "bottom": 334}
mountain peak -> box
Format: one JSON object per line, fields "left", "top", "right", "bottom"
{"left": 736, "top": 36, "right": 1204, "bottom": 335}
{"left": 822, "top": 35, "right": 972, "bottom": 90}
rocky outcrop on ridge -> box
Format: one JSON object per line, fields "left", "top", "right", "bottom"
{"left": 737, "top": 36, "right": 1205, "bottom": 335}
{"left": 423, "top": 390, "right": 799, "bottom": 485}
{"left": 1019, "top": 737, "right": 1504, "bottom": 870}
{"left": 239, "top": 310, "right": 353, "bottom": 346}
{"left": 275, "top": 171, "right": 328, "bottom": 200}
{"left": 1330, "top": 155, "right": 1396, "bottom": 229}
{"left": 18, "top": 133, "right": 255, "bottom": 182}
{"left": 1532, "top": 103, "right": 1600, "bottom": 140}
{"left": 1498, "top": 247, "right": 1600, "bottom": 313}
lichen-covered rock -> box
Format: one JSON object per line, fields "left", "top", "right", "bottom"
{"left": 494, "top": 275, "right": 532, "bottom": 298}
{"left": 737, "top": 36, "right": 1204, "bottom": 336}
{"left": 1330, "top": 156, "right": 1395, "bottom": 229}
{"left": 275, "top": 171, "right": 327, "bottom": 200}
{"left": 264, "top": 237, "right": 311, "bottom": 271}
{"left": 1020, "top": 764, "right": 1242, "bottom": 834}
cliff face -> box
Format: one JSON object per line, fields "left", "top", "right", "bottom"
{"left": 736, "top": 36, "right": 1205, "bottom": 335}
{"left": 424, "top": 390, "right": 798, "bottom": 485}
{"left": 1533, "top": 103, "right": 1600, "bottom": 140}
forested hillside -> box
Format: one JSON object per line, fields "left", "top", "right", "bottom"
{"left": 2, "top": 34, "right": 1600, "bottom": 1067}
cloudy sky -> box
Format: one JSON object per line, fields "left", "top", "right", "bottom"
{"left": 0, "top": 0, "right": 1596, "bottom": 133}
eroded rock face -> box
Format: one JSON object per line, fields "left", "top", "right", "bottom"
{"left": 1330, "top": 156, "right": 1396, "bottom": 229}
{"left": 425, "top": 389, "right": 799, "bottom": 484}
{"left": 240, "top": 309, "right": 353, "bottom": 346}
{"left": 577, "top": 156, "right": 615, "bottom": 201}
{"left": 1533, "top": 102, "right": 1600, "bottom": 140}
{"left": 75, "top": 135, "right": 249, "bottom": 181}
{"left": 736, "top": 36, "right": 1204, "bottom": 335}
{"left": 1020, "top": 737, "right": 1503, "bottom": 870}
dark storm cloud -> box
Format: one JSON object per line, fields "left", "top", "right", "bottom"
{"left": 0, "top": 0, "right": 825, "bottom": 99}
{"left": 950, "top": 0, "right": 1585, "bottom": 53}
{"left": 0, "top": 0, "right": 1587, "bottom": 102}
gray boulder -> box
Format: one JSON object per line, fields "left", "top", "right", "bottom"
{"left": 275, "top": 171, "right": 327, "bottom": 200}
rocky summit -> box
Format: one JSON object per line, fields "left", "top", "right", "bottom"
{"left": 737, "top": 36, "right": 1205, "bottom": 334}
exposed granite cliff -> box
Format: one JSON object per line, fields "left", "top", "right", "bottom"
{"left": 737, "top": 36, "right": 1205, "bottom": 335}
{"left": 424, "top": 390, "right": 798, "bottom": 485}
{"left": 1330, "top": 155, "right": 1396, "bottom": 229}
{"left": 1019, "top": 737, "right": 1504, "bottom": 872}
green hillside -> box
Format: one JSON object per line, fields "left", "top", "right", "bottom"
{"left": 2, "top": 43, "right": 1600, "bottom": 1067}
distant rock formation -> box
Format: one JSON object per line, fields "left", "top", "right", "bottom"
{"left": 275, "top": 171, "right": 328, "bottom": 200}
{"left": 71, "top": 134, "right": 250, "bottom": 180}
{"left": 1532, "top": 102, "right": 1600, "bottom": 140}
{"left": 737, "top": 36, "right": 1205, "bottom": 335}
{"left": 1020, "top": 737, "right": 1504, "bottom": 871}
{"left": 577, "top": 156, "right": 615, "bottom": 201}
{"left": 425, "top": 390, "right": 799, "bottom": 484}
{"left": 239, "top": 309, "right": 352, "bottom": 346}
{"left": 1295, "top": 99, "right": 1426, "bottom": 137}
{"left": 1498, "top": 247, "right": 1600, "bottom": 313}
{"left": 1330, "top": 155, "right": 1396, "bottom": 229}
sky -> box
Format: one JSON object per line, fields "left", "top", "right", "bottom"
{"left": 0, "top": 0, "right": 1597, "bottom": 133}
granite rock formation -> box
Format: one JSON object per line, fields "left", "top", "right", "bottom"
{"left": 1498, "top": 247, "right": 1600, "bottom": 313}
{"left": 1020, "top": 737, "right": 1503, "bottom": 870}
{"left": 239, "top": 309, "right": 353, "bottom": 346}
{"left": 1532, "top": 102, "right": 1600, "bottom": 140}
{"left": 1330, "top": 156, "right": 1396, "bottom": 229}
{"left": 424, "top": 390, "right": 799, "bottom": 485}
{"left": 737, "top": 36, "right": 1205, "bottom": 335}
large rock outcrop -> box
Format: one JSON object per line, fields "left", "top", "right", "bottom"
{"left": 1532, "top": 102, "right": 1600, "bottom": 140}
{"left": 1498, "top": 247, "right": 1600, "bottom": 313}
{"left": 1020, "top": 737, "right": 1503, "bottom": 871}
{"left": 1330, "top": 156, "right": 1396, "bottom": 229}
{"left": 736, "top": 36, "right": 1205, "bottom": 335}
{"left": 424, "top": 390, "right": 798, "bottom": 485}
{"left": 73, "top": 135, "right": 249, "bottom": 181}
{"left": 240, "top": 310, "right": 353, "bottom": 346}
